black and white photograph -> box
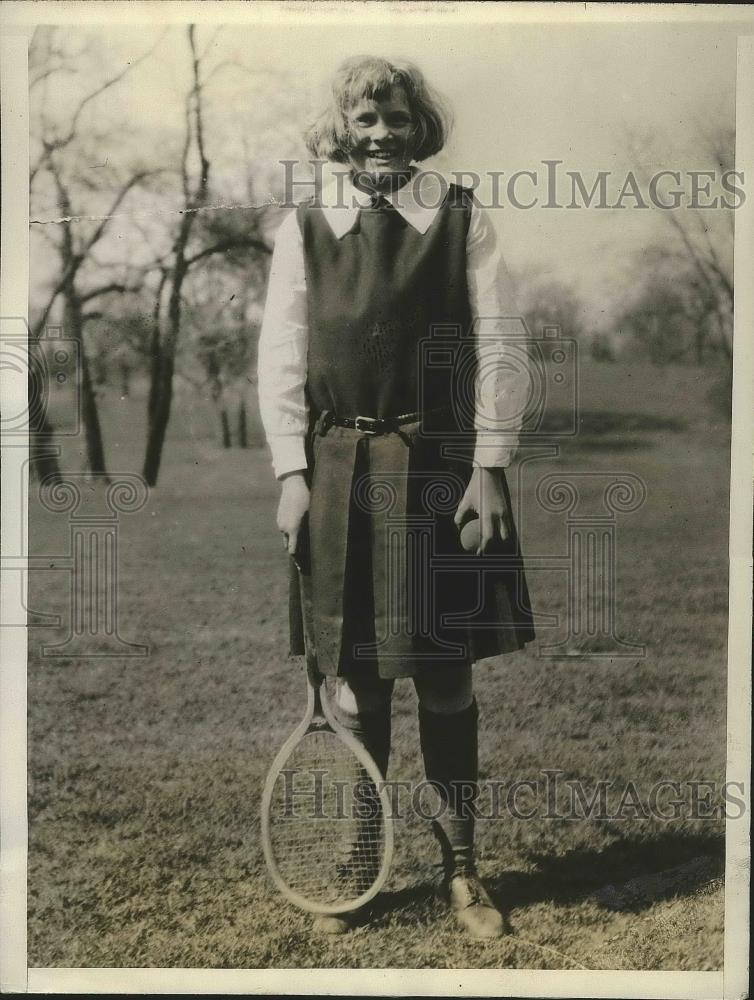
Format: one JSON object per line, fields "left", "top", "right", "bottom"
{"left": 0, "top": 1, "right": 751, "bottom": 994}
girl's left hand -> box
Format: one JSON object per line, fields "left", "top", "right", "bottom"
{"left": 454, "top": 467, "right": 512, "bottom": 554}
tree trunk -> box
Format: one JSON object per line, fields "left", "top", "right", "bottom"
{"left": 220, "top": 409, "right": 231, "bottom": 448}
{"left": 48, "top": 154, "right": 109, "bottom": 481}
{"left": 80, "top": 346, "right": 109, "bottom": 479}
{"left": 143, "top": 245, "right": 189, "bottom": 485}
{"left": 237, "top": 399, "right": 248, "bottom": 448}
{"left": 119, "top": 360, "right": 131, "bottom": 397}
{"left": 208, "top": 367, "right": 231, "bottom": 449}
{"left": 143, "top": 351, "right": 175, "bottom": 487}
{"left": 65, "top": 291, "right": 109, "bottom": 480}
{"left": 30, "top": 409, "right": 62, "bottom": 485}
{"left": 94, "top": 354, "right": 108, "bottom": 387}
{"left": 141, "top": 26, "right": 212, "bottom": 487}
{"left": 147, "top": 332, "right": 163, "bottom": 423}
{"left": 695, "top": 322, "right": 706, "bottom": 366}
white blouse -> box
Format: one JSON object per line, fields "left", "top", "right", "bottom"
{"left": 258, "top": 169, "right": 531, "bottom": 479}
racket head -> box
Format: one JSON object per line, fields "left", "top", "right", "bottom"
{"left": 261, "top": 712, "right": 393, "bottom": 914}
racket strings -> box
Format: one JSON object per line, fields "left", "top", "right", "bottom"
{"left": 267, "top": 729, "right": 386, "bottom": 908}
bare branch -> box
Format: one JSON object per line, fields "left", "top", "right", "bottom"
{"left": 188, "top": 25, "right": 210, "bottom": 200}
{"left": 30, "top": 63, "right": 77, "bottom": 91}
{"left": 184, "top": 235, "right": 271, "bottom": 269}
{"left": 665, "top": 209, "right": 732, "bottom": 311}
{"left": 180, "top": 91, "right": 193, "bottom": 204}
{"left": 80, "top": 282, "right": 142, "bottom": 304}
{"left": 175, "top": 368, "right": 208, "bottom": 391}
{"left": 31, "top": 29, "right": 168, "bottom": 181}
{"left": 83, "top": 169, "right": 165, "bottom": 253}
{"left": 66, "top": 30, "right": 168, "bottom": 143}
{"left": 197, "top": 25, "right": 224, "bottom": 63}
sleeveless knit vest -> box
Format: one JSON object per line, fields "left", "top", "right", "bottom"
{"left": 296, "top": 183, "right": 474, "bottom": 420}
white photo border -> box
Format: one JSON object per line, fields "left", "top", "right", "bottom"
{"left": 1, "top": 3, "right": 751, "bottom": 996}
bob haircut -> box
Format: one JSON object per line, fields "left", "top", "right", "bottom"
{"left": 305, "top": 56, "right": 452, "bottom": 164}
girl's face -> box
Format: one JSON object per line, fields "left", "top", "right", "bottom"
{"left": 345, "top": 86, "right": 415, "bottom": 174}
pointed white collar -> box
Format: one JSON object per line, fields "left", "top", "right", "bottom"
{"left": 317, "top": 168, "right": 447, "bottom": 239}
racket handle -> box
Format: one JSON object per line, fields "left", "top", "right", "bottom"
{"left": 291, "top": 511, "right": 311, "bottom": 576}
{"left": 296, "top": 563, "right": 325, "bottom": 693}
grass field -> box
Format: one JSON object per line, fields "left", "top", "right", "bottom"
{"left": 26, "top": 358, "right": 731, "bottom": 970}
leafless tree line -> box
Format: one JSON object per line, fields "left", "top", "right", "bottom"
{"left": 29, "top": 25, "right": 278, "bottom": 486}
{"left": 616, "top": 128, "right": 734, "bottom": 370}
{"left": 29, "top": 27, "right": 735, "bottom": 490}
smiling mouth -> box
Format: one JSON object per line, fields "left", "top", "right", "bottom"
{"left": 368, "top": 150, "right": 400, "bottom": 159}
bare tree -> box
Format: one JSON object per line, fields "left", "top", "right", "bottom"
{"left": 31, "top": 25, "right": 284, "bottom": 486}
{"left": 615, "top": 267, "right": 695, "bottom": 365}
{"left": 627, "top": 124, "right": 734, "bottom": 363}
{"left": 180, "top": 256, "right": 268, "bottom": 448}
{"left": 515, "top": 267, "right": 589, "bottom": 343}
{"left": 44, "top": 158, "right": 156, "bottom": 478}
{"left": 30, "top": 27, "right": 163, "bottom": 479}
{"left": 141, "top": 26, "right": 272, "bottom": 486}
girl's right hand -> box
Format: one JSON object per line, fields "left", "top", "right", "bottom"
{"left": 277, "top": 472, "right": 310, "bottom": 556}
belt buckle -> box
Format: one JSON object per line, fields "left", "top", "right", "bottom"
{"left": 354, "top": 415, "right": 380, "bottom": 435}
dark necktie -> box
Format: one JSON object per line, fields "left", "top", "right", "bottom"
{"left": 368, "top": 192, "right": 392, "bottom": 210}
{"left": 352, "top": 169, "right": 411, "bottom": 210}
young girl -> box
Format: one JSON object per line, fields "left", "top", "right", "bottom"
{"left": 258, "top": 55, "right": 534, "bottom": 938}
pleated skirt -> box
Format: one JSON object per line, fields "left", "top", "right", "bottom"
{"left": 289, "top": 424, "right": 535, "bottom": 679}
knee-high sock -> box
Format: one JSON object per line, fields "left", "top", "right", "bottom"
{"left": 418, "top": 697, "right": 479, "bottom": 876}
{"left": 333, "top": 701, "right": 392, "bottom": 779}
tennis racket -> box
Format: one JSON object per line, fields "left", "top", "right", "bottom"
{"left": 260, "top": 554, "right": 394, "bottom": 914}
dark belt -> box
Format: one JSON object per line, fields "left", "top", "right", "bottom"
{"left": 314, "top": 407, "right": 448, "bottom": 437}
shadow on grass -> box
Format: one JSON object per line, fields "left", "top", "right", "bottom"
{"left": 367, "top": 881, "right": 438, "bottom": 928}
{"left": 366, "top": 831, "right": 723, "bottom": 928}
{"left": 532, "top": 409, "right": 688, "bottom": 453}
{"left": 538, "top": 409, "right": 688, "bottom": 436}
{"left": 489, "top": 830, "right": 724, "bottom": 915}
{"left": 562, "top": 437, "right": 656, "bottom": 453}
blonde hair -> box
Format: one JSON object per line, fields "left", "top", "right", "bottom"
{"left": 305, "top": 55, "right": 452, "bottom": 164}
